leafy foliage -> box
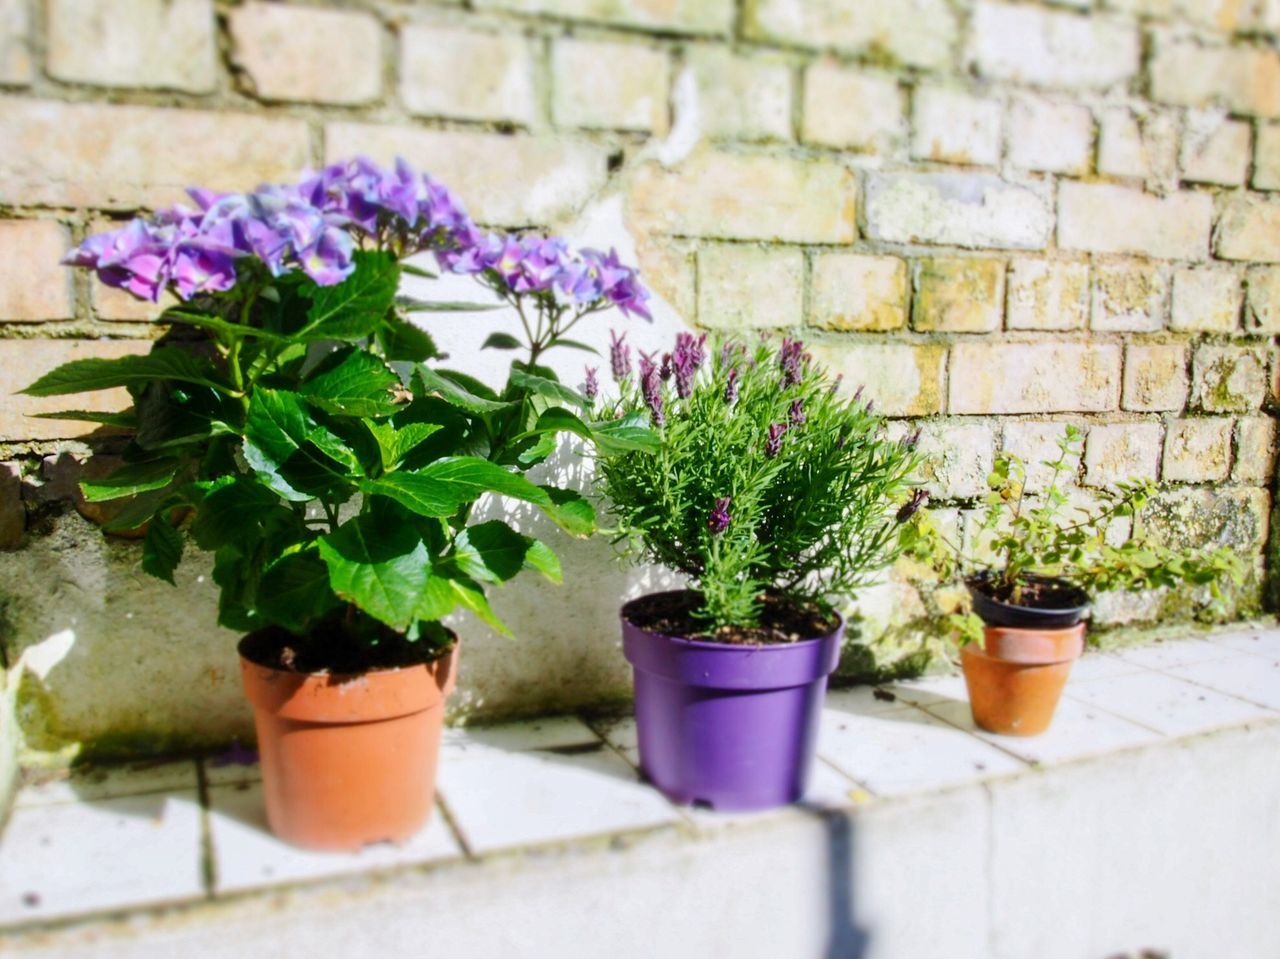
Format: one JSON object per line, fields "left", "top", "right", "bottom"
{"left": 594, "top": 334, "right": 923, "bottom": 631}
{"left": 901, "top": 425, "right": 1248, "bottom": 643}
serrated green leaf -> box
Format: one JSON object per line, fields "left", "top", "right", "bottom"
{"left": 412, "top": 366, "right": 512, "bottom": 414}
{"left": 361, "top": 456, "right": 551, "bottom": 518}
{"left": 299, "top": 347, "right": 401, "bottom": 418}
{"left": 256, "top": 550, "right": 340, "bottom": 632}
{"left": 299, "top": 250, "right": 399, "bottom": 341}
{"left": 141, "top": 519, "right": 184, "bottom": 585}
{"left": 365, "top": 420, "right": 443, "bottom": 472}
{"left": 507, "top": 369, "right": 590, "bottom": 409}
{"left": 444, "top": 574, "right": 511, "bottom": 637}
{"left": 21, "top": 348, "right": 232, "bottom": 397}
{"left": 242, "top": 388, "right": 314, "bottom": 501}
{"left": 162, "top": 308, "right": 288, "bottom": 343}
{"left": 538, "top": 485, "right": 596, "bottom": 537}
{"left": 80, "top": 458, "right": 180, "bottom": 503}
{"left": 586, "top": 411, "right": 660, "bottom": 454}
{"left": 318, "top": 512, "right": 431, "bottom": 631}
{"left": 378, "top": 315, "right": 440, "bottom": 363}
{"left": 452, "top": 520, "right": 562, "bottom": 585}
{"left": 30, "top": 409, "right": 137, "bottom": 428}
{"left": 190, "top": 476, "right": 294, "bottom": 551}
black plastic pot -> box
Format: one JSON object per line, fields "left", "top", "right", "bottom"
{"left": 966, "top": 573, "right": 1090, "bottom": 630}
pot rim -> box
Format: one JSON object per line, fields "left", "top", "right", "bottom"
{"left": 237, "top": 626, "right": 459, "bottom": 682}
{"left": 619, "top": 589, "right": 844, "bottom": 651}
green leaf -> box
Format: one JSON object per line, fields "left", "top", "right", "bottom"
{"left": 361, "top": 456, "right": 551, "bottom": 518}
{"left": 161, "top": 308, "right": 288, "bottom": 343}
{"left": 299, "top": 250, "right": 399, "bottom": 341}
{"left": 256, "top": 550, "right": 340, "bottom": 632}
{"left": 80, "top": 458, "right": 180, "bottom": 502}
{"left": 30, "top": 409, "right": 137, "bottom": 428}
{"left": 507, "top": 369, "right": 590, "bottom": 409}
{"left": 365, "top": 421, "right": 443, "bottom": 472}
{"left": 452, "top": 520, "right": 562, "bottom": 585}
{"left": 481, "top": 333, "right": 523, "bottom": 350}
{"left": 133, "top": 383, "right": 239, "bottom": 451}
{"left": 141, "top": 519, "right": 184, "bottom": 585}
{"left": 190, "top": 477, "right": 293, "bottom": 551}
{"left": 21, "top": 348, "right": 231, "bottom": 397}
{"left": 378, "top": 315, "right": 441, "bottom": 363}
{"left": 538, "top": 485, "right": 596, "bottom": 537}
{"left": 546, "top": 337, "right": 599, "bottom": 355}
{"left": 299, "top": 348, "right": 401, "bottom": 418}
{"left": 317, "top": 512, "right": 431, "bottom": 631}
{"left": 586, "top": 411, "right": 660, "bottom": 454}
{"left": 242, "top": 388, "right": 314, "bottom": 501}
{"left": 396, "top": 296, "right": 502, "bottom": 314}
{"left": 400, "top": 263, "right": 438, "bottom": 280}
{"left": 413, "top": 366, "right": 512, "bottom": 414}
{"left": 444, "top": 574, "right": 511, "bottom": 637}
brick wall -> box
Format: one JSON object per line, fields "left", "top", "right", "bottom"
{"left": 1, "top": 0, "right": 1278, "bottom": 646}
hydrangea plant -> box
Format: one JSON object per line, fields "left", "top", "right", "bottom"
{"left": 25, "top": 157, "right": 654, "bottom": 667}
{"left": 901, "top": 425, "right": 1247, "bottom": 644}
{"left": 592, "top": 332, "right": 922, "bottom": 637}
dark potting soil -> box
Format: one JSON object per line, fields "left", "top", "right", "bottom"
{"left": 625, "top": 590, "right": 839, "bottom": 646}
{"left": 240, "top": 621, "right": 454, "bottom": 676}
{"left": 971, "top": 575, "right": 1088, "bottom": 611}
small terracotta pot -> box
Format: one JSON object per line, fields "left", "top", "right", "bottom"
{"left": 961, "top": 624, "right": 1084, "bottom": 737}
{"left": 239, "top": 638, "right": 457, "bottom": 851}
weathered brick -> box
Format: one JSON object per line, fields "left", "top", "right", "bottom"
{"left": 0, "top": 460, "right": 22, "bottom": 548}
{"left": 808, "top": 342, "right": 946, "bottom": 416}
{"left": 0, "top": 338, "right": 150, "bottom": 441}
{"left": 1233, "top": 416, "right": 1278, "bottom": 484}
{"left": 630, "top": 151, "right": 856, "bottom": 243}
{"left": 1163, "top": 418, "right": 1233, "bottom": 482}
{"left": 1059, "top": 184, "right": 1212, "bottom": 260}
{"left": 1215, "top": 195, "right": 1280, "bottom": 263}
{"left": 93, "top": 279, "right": 170, "bottom": 323}
{"left": 232, "top": 5, "right": 380, "bottom": 104}
{"left": 687, "top": 48, "right": 791, "bottom": 143}
{"left": 809, "top": 254, "right": 907, "bottom": 332}
{"left": 634, "top": 238, "right": 695, "bottom": 321}
{"left": 697, "top": 245, "right": 802, "bottom": 330}
{"left": 473, "top": 0, "right": 733, "bottom": 34}
{"left": 0, "top": 221, "right": 73, "bottom": 321}
{"left": 1097, "top": 108, "right": 1178, "bottom": 185}
{"left": 1149, "top": 31, "right": 1280, "bottom": 118}
{"left": 1255, "top": 123, "right": 1280, "bottom": 191}
{"left": 1123, "top": 343, "right": 1190, "bottom": 412}
{"left": 863, "top": 173, "right": 1052, "bottom": 250}
{"left": 911, "top": 258, "right": 1004, "bottom": 333}
{"left": 744, "top": 0, "right": 958, "bottom": 70}
{"left": 552, "top": 39, "right": 668, "bottom": 133}
{"left": 968, "top": 2, "right": 1140, "bottom": 90}
{"left": 1002, "top": 420, "right": 1082, "bottom": 492}
{"left": 800, "top": 64, "right": 902, "bottom": 153}
{"left": 1091, "top": 261, "right": 1168, "bottom": 332}
{"left": 1194, "top": 344, "right": 1267, "bottom": 412}
{"left": 1170, "top": 267, "right": 1242, "bottom": 333}
{"left": 400, "top": 24, "right": 532, "bottom": 124}
{"left": 1084, "top": 423, "right": 1162, "bottom": 487}
{"left": 911, "top": 87, "right": 1001, "bottom": 166}
{"left": 1140, "top": 487, "right": 1269, "bottom": 552}
{"left": 47, "top": 0, "right": 216, "bottom": 94}
{"left": 1008, "top": 96, "right": 1092, "bottom": 175}
{"left": 0, "top": 99, "right": 310, "bottom": 210}
{"left": 908, "top": 421, "right": 997, "bottom": 499}
{"left": 0, "top": 0, "right": 30, "bottom": 84}
{"left": 1245, "top": 266, "right": 1280, "bottom": 333}
{"left": 950, "top": 342, "right": 1121, "bottom": 414}
{"left": 1006, "top": 258, "right": 1089, "bottom": 331}
{"left": 1179, "top": 0, "right": 1253, "bottom": 31}
{"left": 326, "top": 124, "right": 606, "bottom": 226}
{"left": 1181, "top": 117, "right": 1251, "bottom": 187}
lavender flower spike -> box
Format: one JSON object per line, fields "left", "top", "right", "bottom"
{"left": 672, "top": 332, "right": 706, "bottom": 399}
{"left": 896, "top": 489, "right": 929, "bottom": 524}
{"left": 723, "top": 367, "right": 739, "bottom": 404}
{"left": 584, "top": 366, "right": 600, "bottom": 402}
{"left": 779, "top": 336, "right": 806, "bottom": 390}
{"left": 765, "top": 422, "right": 788, "bottom": 458}
{"left": 609, "top": 329, "right": 632, "bottom": 382}
{"left": 788, "top": 398, "right": 806, "bottom": 426}
{"left": 707, "top": 497, "right": 732, "bottom": 535}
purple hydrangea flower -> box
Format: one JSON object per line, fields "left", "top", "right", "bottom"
{"left": 609, "top": 330, "right": 632, "bottom": 382}
{"left": 765, "top": 422, "right": 788, "bottom": 458}
{"left": 724, "top": 367, "right": 739, "bottom": 404}
{"left": 584, "top": 366, "right": 599, "bottom": 402}
{"left": 707, "top": 496, "right": 732, "bottom": 535}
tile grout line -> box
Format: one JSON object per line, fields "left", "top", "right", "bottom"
{"left": 194, "top": 760, "right": 217, "bottom": 899}
{"left": 432, "top": 793, "right": 476, "bottom": 861}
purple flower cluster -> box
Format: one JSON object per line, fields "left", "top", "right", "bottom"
{"left": 583, "top": 366, "right": 600, "bottom": 402}
{"left": 63, "top": 155, "right": 652, "bottom": 320}
{"left": 638, "top": 352, "right": 665, "bottom": 428}
{"left": 779, "top": 336, "right": 807, "bottom": 390}
{"left": 765, "top": 422, "right": 788, "bottom": 458}
{"left": 609, "top": 330, "right": 632, "bottom": 382}
{"left": 788, "top": 398, "right": 807, "bottom": 426}
{"left": 671, "top": 332, "right": 707, "bottom": 399}
{"left": 707, "top": 497, "right": 732, "bottom": 535}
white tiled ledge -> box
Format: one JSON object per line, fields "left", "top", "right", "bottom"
{"left": 2, "top": 627, "right": 1279, "bottom": 959}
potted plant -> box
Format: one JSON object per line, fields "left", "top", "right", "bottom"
{"left": 592, "top": 334, "right": 922, "bottom": 811}
{"left": 23, "top": 157, "right": 653, "bottom": 849}
{"left": 904, "top": 425, "right": 1245, "bottom": 736}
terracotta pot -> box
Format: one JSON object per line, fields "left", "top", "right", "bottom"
{"left": 961, "top": 623, "right": 1084, "bottom": 737}
{"left": 239, "top": 637, "right": 457, "bottom": 851}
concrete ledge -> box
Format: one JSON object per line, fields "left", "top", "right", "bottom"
{"left": 2, "top": 629, "right": 1278, "bottom": 958}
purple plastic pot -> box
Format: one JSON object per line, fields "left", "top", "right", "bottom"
{"left": 620, "top": 591, "right": 844, "bottom": 812}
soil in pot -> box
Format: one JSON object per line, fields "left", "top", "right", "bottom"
{"left": 239, "top": 624, "right": 457, "bottom": 852}
{"left": 621, "top": 590, "right": 842, "bottom": 812}
{"left": 967, "top": 572, "right": 1089, "bottom": 630}
{"left": 623, "top": 589, "right": 838, "bottom": 646}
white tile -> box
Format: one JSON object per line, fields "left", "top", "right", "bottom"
{"left": 1212, "top": 630, "right": 1280, "bottom": 661}
{"left": 825, "top": 685, "right": 916, "bottom": 716}
{"left": 1112, "top": 637, "right": 1240, "bottom": 670}
{"left": 924, "top": 697, "right": 1163, "bottom": 765}
{"left": 1069, "top": 651, "right": 1145, "bottom": 683}
{"left": 206, "top": 782, "right": 463, "bottom": 894}
{"left": 16, "top": 760, "right": 198, "bottom": 808}
{"left": 594, "top": 716, "right": 640, "bottom": 766}
{"left": 438, "top": 738, "right": 680, "bottom": 854}
{"left": 1167, "top": 655, "right": 1280, "bottom": 712}
{"left": 885, "top": 673, "right": 968, "bottom": 707}
{"left": 0, "top": 791, "right": 204, "bottom": 923}
{"left": 443, "top": 715, "right": 601, "bottom": 753}
{"left": 819, "top": 705, "right": 1025, "bottom": 797}
{"left": 1067, "top": 671, "right": 1274, "bottom": 737}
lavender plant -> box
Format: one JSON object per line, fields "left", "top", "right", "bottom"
{"left": 593, "top": 333, "right": 923, "bottom": 637}
{"left": 24, "top": 157, "right": 654, "bottom": 667}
